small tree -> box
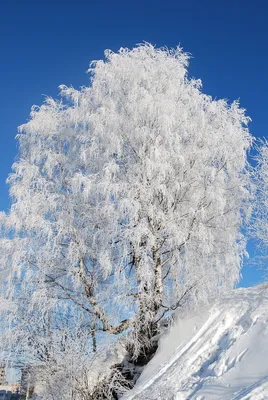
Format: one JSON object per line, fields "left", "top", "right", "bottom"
{"left": 0, "top": 44, "right": 252, "bottom": 391}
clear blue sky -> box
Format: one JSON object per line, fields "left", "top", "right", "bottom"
{"left": 0, "top": 0, "right": 267, "bottom": 287}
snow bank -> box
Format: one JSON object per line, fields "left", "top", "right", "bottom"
{"left": 124, "top": 283, "right": 268, "bottom": 400}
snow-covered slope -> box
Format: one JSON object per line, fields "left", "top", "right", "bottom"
{"left": 124, "top": 283, "right": 268, "bottom": 400}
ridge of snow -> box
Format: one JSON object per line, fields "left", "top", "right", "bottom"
{"left": 124, "top": 283, "right": 268, "bottom": 400}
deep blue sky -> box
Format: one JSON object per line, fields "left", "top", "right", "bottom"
{"left": 0, "top": 0, "right": 267, "bottom": 286}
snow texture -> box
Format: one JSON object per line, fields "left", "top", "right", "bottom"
{"left": 124, "top": 283, "right": 268, "bottom": 400}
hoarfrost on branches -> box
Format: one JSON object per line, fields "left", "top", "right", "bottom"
{"left": 251, "top": 139, "right": 268, "bottom": 264}
{"left": 0, "top": 43, "right": 252, "bottom": 394}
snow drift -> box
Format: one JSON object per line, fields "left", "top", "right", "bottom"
{"left": 124, "top": 283, "right": 268, "bottom": 400}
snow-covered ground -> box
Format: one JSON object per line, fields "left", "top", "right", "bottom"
{"left": 124, "top": 283, "right": 268, "bottom": 400}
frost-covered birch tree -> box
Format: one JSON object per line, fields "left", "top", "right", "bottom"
{"left": 0, "top": 44, "right": 252, "bottom": 382}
